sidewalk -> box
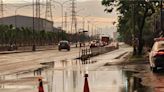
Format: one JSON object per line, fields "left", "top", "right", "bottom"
{"left": 0, "top": 44, "right": 82, "bottom": 54}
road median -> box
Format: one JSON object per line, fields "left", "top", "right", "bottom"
{"left": 78, "top": 46, "right": 118, "bottom": 60}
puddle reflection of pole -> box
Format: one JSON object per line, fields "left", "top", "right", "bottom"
{"left": 79, "top": 46, "right": 81, "bottom": 60}
{"left": 73, "top": 70, "right": 77, "bottom": 92}
{"left": 0, "top": 76, "right": 5, "bottom": 88}
{"left": 62, "top": 60, "right": 66, "bottom": 92}
{"left": 49, "top": 62, "right": 55, "bottom": 92}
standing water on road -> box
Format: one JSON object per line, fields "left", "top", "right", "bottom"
{"left": 0, "top": 59, "right": 145, "bottom": 92}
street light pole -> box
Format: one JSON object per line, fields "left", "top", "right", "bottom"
{"left": 61, "top": 4, "right": 64, "bottom": 30}
{"left": 52, "top": 0, "right": 70, "bottom": 30}
{"left": 32, "top": 0, "right": 36, "bottom": 51}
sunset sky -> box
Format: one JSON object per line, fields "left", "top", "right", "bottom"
{"left": 3, "top": 0, "right": 117, "bottom": 37}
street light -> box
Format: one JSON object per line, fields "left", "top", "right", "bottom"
{"left": 52, "top": 0, "right": 71, "bottom": 30}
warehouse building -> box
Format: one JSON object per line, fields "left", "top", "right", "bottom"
{"left": 0, "top": 15, "right": 54, "bottom": 31}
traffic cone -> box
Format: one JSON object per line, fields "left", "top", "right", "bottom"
{"left": 83, "top": 74, "right": 90, "bottom": 92}
{"left": 38, "top": 78, "right": 44, "bottom": 92}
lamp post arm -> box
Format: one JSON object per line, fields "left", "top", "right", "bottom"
{"left": 15, "top": 4, "right": 33, "bottom": 15}
{"left": 15, "top": 4, "right": 33, "bottom": 28}
{"left": 52, "top": 0, "right": 70, "bottom": 29}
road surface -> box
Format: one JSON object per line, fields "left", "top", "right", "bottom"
{"left": 0, "top": 47, "right": 83, "bottom": 76}
{"left": 0, "top": 45, "right": 132, "bottom": 92}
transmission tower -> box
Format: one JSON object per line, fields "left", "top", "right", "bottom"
{"left": 45, "top": 0, "right": 53, "bottom": 21}
{"left": 45, "top": 0, "right": 53, "bottom": 31}
{"left": 35, "top": 0, "right": 41, "bottom": 31}
{"left": 70, "top": 0, "right": 77, "bottom": 34}
{"left": 0, "top": 0, "right": 3, "bottom": 24}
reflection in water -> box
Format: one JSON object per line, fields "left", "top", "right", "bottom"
{"left": 51, "top": 65, "right": 143, "bottom": 92}
{"left": 122, "top": 71, "right": 145, "bottom": 92}
{"left": 0, "top": 60, "right": 145, "bottom": 92}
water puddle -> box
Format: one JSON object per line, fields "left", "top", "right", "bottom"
{"left": 0, "top": 60, "right": 147, "bottom": 92}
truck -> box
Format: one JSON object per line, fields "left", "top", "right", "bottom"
{"left": 99, "top": 35, "right": 110, "bottom": 46}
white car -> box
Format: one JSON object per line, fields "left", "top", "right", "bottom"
{"left": 149, "top": 38, "right": 164, "bottom": 72}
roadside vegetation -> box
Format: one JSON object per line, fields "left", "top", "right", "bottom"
{"left": 0, "top": 25, "right": 89, "bottom": 51}
{"left": 102, "top": 0, "right": 162, "bottom": 56}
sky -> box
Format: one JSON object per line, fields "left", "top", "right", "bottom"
{"left": 3, "top": 0, "right": 117, "bottom": 37}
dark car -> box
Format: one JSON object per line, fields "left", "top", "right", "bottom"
{"left": 149, "top": 38, "right": 164, "bottom": 72}
{"left": 58, "top": 41, "right": 70, "bottom": 51}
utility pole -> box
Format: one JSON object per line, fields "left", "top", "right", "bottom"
{"left": 83, "top": 17, "right": 85, "bottom": 31}
{"left": 32, "top": 0, "right": 35, "bottom": 51}
{"left": 87, "top": 21, "right": 90, "bottom": 36}
{"left": 32, "top": 0, "right": 41, "bottom": 51}
{"left": 0, "top": 0, "right": 3, "bottom": 24}
{"left": 87, "top": 20, "right": 92, "bottom": 41}
{"left": 91, "top": 23, "right": 94, "bottom": 36}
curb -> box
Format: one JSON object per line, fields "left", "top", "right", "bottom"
{"left": 0, "top": 45, "right": 80, "bottom": 55}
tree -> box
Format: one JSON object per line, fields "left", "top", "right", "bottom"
{"left": 102, "top": 0, "right": 159, "bottom": 55}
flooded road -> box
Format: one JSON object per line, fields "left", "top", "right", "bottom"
{"left": 50, "top": 61, "right": 146, "bottom": 92}
{"left": 0, "top": 59, "right": 145, "bottom": 92}
{"left": 0, "top": 46, "right": 153, "bottom": 92}
{"left": 2, "top": 62, "right": 139, "bottom": 92}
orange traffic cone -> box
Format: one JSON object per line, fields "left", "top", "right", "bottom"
{"left": 38, "top": 78, "right": 44, "bottom": 92}
{"left": 83, "top": 74, "right": 90, "bottom": 92}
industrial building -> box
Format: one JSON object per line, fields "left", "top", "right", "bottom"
{"left": 0, "top": 15, "right": 54, "bottom": 31}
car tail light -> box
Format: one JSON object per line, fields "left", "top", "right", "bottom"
{"left": 154, "top": 38, "right": 164, "bottom": 41}
{"left": 153, "top": 51, "right": 164, "bottom": 56}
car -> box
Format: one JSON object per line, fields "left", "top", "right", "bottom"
{"left": 149, "top": 38, "right": 164, "bottom": 72}
{"left": 90, "top": 40, "right": 99, "bottom": 48}
{"left": 58, "top": 40, "right": 70, "bottom": 51}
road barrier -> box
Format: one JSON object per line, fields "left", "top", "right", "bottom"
{"left": 80, "top": 46, "right": 118, "bottom": 60}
